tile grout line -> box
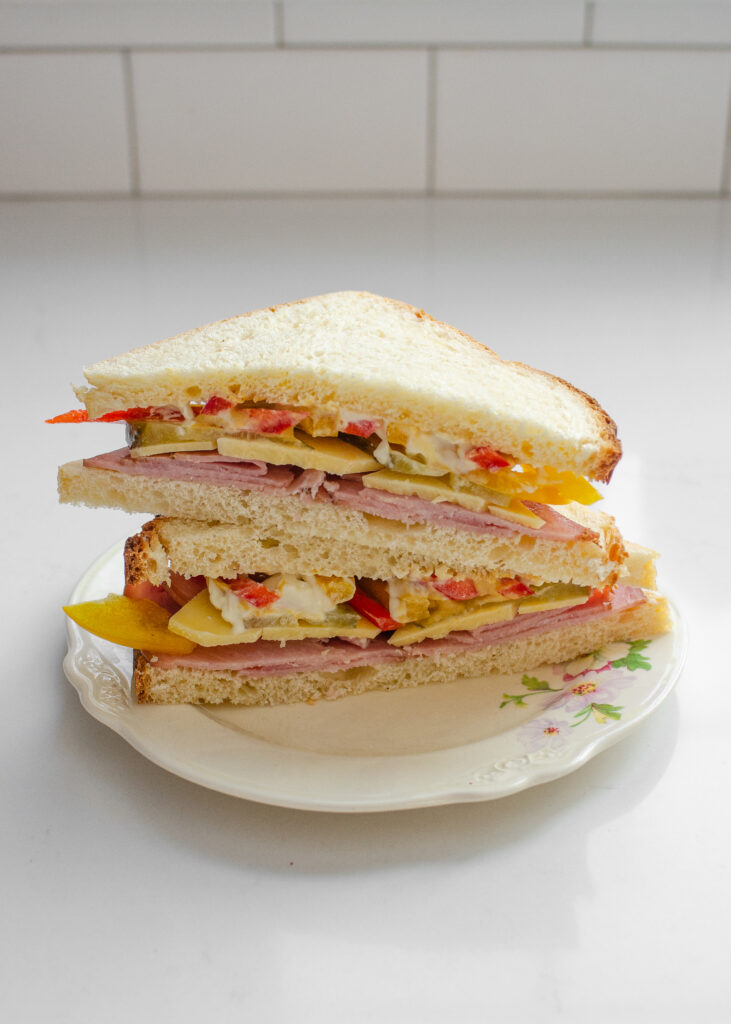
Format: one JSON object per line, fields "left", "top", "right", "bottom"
{"left": 720, "top": 67, "right": 731, "bottom": 195}
{"left": 273, "top": 1, "right": 284, "bottom": 47}
{"left": 582, "top": 3, "right": 595, "bottom": 47}
{"left": 425, "top": 48, "right": 437, "bottom": 196}
{"left": 121, "top": 48, "right": 141, "bottom": 196}
{"left": 4, "top": 43, "right": 731, "bottom": 56}
{"left": 2, "top": 189, "right": 727, "bottom": 202}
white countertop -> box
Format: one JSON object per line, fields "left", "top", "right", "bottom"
{"left": 3, "top": 197, "right": 728, "bottom": 1022}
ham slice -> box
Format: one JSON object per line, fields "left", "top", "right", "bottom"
{"left": 85, "top": 448, "right": 296, "bottom": 489}
{"left": 323, "top": 476, "right": 592, "bottom": 541}
{"left": 147, "top": 585, "right": 645, "bottom": 676}
{"left": 84, "top": 447, "right": 592, "bottom": 542}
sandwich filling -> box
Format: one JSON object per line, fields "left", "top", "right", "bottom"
{"left": 52, "top": 397, "right": 604, "bottom": 536}
{"left": 66, "top": 566, "right": 646, "bottom": 675}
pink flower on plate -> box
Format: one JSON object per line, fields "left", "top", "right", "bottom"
{"left": 556, "top": 670, "right": 633, "bottom": 712}
{"left": 518, "top": 716, "right": 570, "bottom": 752}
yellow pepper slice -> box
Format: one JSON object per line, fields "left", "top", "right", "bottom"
{"left": 466, "top": 465, "right": 601, "bottom": 505}
{"left": 63, "top": 594, "right": 197, "bottom": 654}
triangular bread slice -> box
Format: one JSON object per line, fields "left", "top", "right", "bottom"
{"left": 63, "top": 465, "right": 626, "bottom": 588}
{"left": 123, "top": 534, "right": 670, "bottom": 708}
{"left": 75, "top": 291, "right": 620, "bottom": 481}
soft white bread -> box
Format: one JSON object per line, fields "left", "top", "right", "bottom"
{"left": 76, "top": 292, "right": 620, "bottom": 480}
{"left": 133, "top": 592, "right": 672, "bottom": 706}
{"left": 61, "top": 461, "right": 626, "bottom": 587}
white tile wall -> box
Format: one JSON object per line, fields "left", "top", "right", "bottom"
{"left": 132, "top": 49, "right": 428, "bottom": 192}
{"left": 0, "top": 2, "right": 275, "bottom": 48}
{"left": 0, "top": 53, "right": 131, "bottom": 194}
{"left": 435, "top": 49, "right": 731, "bottom": 193}
{"left": 593, "top": 2, "right": 731, "bottom": 46}
{"left": 282, "top": 1, "right": 585, "bottom": 46}
{"left": 1, "top": 1, "right": 731, "bottom": 196}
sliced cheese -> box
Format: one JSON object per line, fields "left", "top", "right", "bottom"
{"left": 168, "top": 589, "right": 379, "bottom": 647}
{"left": 388, "top": 599, "right": 516, "bottom": 647}
{"left": 361, "top": 469, "right": 544, "bottom": 527}
{"left": 216, "top": 431, "right": 379, "bottom": 474}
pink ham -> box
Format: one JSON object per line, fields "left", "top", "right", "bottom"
{"left": 84, "top": 448, "right": 296, "bottom": 489}
{"left": 146, "top": 585, "right": 645, "bottom": 677}
{"left": 148, "top": 637, "right": 405, "bottom": 676}
{"left": 323, "top": 477, "right": 593, "bottom": 542}
{"left": 84, "top": 447, "right": 592, "bottom": 542}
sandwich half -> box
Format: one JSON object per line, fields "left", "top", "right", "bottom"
{"left": 64, "top": 520, "right": 671, "bottom": 708}
{"left": 54, "top": 291, "right": 625, "bottom": 588}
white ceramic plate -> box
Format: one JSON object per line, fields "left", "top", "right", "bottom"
{"left": 63, "top": 541, "right": 686, "bottom": 812}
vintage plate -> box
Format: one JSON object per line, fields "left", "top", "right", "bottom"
{"left": 63, "top": 541, "right": 686, "bottom": 812}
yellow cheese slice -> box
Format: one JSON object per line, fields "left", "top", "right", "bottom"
{"left": 516, "top": 583, "right": 590, "bottom": 615}
{"left": 216, "top": 431, "right": 379, "bottom": 474}
{"left": 388, "top": 599, "right": 516, "bottom": 647}
{"left": 361, "top": 469, "right": 544, "bottom": 526}
{"left": 167, "top": 589, "right": 379, "bottom": 647}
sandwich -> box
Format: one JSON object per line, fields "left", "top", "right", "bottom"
{"left": 54, "top": 291, "right": 627, "bottom": 588}
{"left": 63, "top": 519, "right": 670, "bottom": 706}
{"left": 54, "top": 291, "right": 671, "bottom": 706}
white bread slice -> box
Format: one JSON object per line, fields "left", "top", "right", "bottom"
{"left": 75, "top": 292, "right": 620, "bottom": 480}
{"left": 61, "top": 461, "right": 625, "bottom": 587}
{"left": 133, "top": 592, "right": 672, "bottom": 706}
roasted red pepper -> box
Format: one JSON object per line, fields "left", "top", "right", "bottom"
{"left": 228, "top": 576, "right": 280, "bottom": 607}
{"left": 342, "top": 418, "right": 383, "bottom": 438}
{"left": 200, "top": 395, "right": 234, "bottom": 416}
{"left": 497, "top": 578, "right": 535, "bottom": 598}
{"left": 46, "top": 405, "right": 185, "bottom": 423}
{"left": 583, "top": 584, "right": 614, "bottom": 609}
{"left": 45, "top": 409, "right": 89, "bottom": 423}
{"left": 348, "top": 586, "right": 402, "bottom": 631}
{"left": 466, "top": 445, "right": 511, "bottom": 470}
{"left": 430, "top": 577, "right": 479, "bottom": 601}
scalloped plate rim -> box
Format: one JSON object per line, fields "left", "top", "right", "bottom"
{"left": 62, "top": 541, "right": 687, "bottom": 812}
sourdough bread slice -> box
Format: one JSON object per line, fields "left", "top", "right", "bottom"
{"left": 75, "top": 292, "right": 620, "bottom": 480}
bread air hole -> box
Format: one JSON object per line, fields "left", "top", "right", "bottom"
{"left": 185, "top": 385, "right": 201, "bottom": 398}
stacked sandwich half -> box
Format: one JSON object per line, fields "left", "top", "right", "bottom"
{"left": 56, "top": 291, "right": 671, "bottom": 706}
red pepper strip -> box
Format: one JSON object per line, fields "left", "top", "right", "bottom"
{"left": 348, "top": 586, "right": 402, "bottom": 631}
{"left": 95, "top": 406, "right": 186, "bottom": 423}
{"left": 45, "top": 409, "right": 89, "bottom": 423}
{"left": 238, "top": 408, "right": 308, "bottom": 434}
{"left": 227, "top": 576, "right": 280, "bottom": 608}
{"left": 46, "top": 405, "right": 185, "bottom": 423}
{"left": 430, "top": 577, "right": 479, "bottom": 601}
{"left": 466, "top": 445, "right": 511, "bottom": 470}
{"left": 200, "top": 395, "right": 233, "bottom": 416}
{"left": 342, "top": 418, "right": 383, "bottom": 438}
{"left": 583, "top": 584, "right": 614, "bottom": 609}
{"left": 497, "top": 578, "right": 535, "bottom": 598}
